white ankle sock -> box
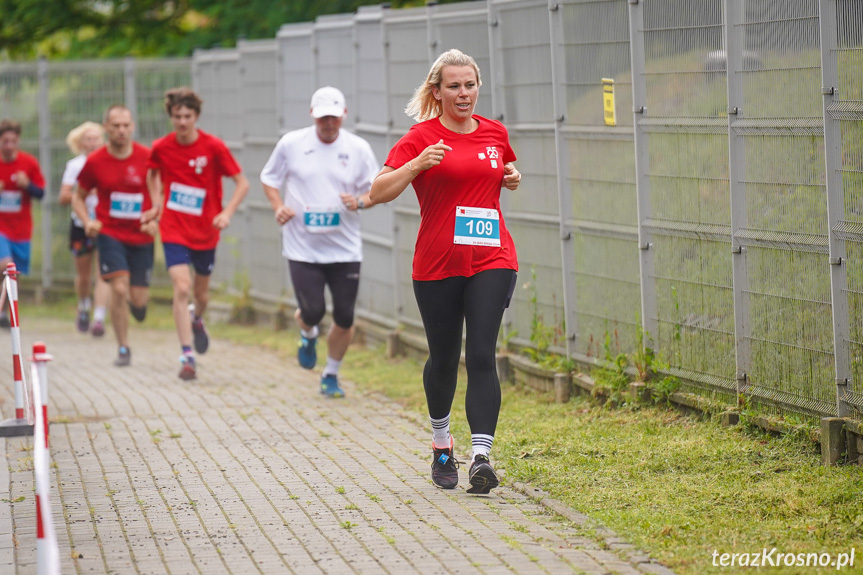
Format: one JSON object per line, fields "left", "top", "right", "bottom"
{"left": 93, "top": 307, "right": 106, "bottom": 322}
{"left": 300, "top": 325, "right": 319, "bottom": 339}
{"left": 322, "top": 356, "right": 341, "bottom": 377}
{"left": 471, "top": 434, "right": 494, "bottom": 461}
{"left": 431, "top": 414, "right": 451, "bottom": 449}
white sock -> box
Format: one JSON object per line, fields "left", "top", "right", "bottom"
{"left": 322, "top": 356, "right": 341, "bottom": 377}
{"left": 300, "top": 325, "right": 319, "bottom": 339}
{"left": 79, "top": 297, "right": 92, "bottom": 312}
{"left": 431, "top": 414, "right": 451, "bottom": 449}
{"left": 93, "top": 307, "right": 106, "bottom": 322}
{"left": 471, "top": 434, "right": 494, "bottom": 461}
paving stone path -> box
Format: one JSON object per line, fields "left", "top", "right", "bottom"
{"left": 1, "top": 317, "right": 674, "bottom": 574}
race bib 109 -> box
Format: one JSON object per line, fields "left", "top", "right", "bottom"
{"left": 454, "top": 206, "right": 501, "bottom": 247}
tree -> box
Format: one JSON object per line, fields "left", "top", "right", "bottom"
{"left": 0, "top": 0, "right": 455, "bottom": 59}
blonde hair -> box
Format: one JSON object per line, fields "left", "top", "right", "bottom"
{"left": 404, "top": 49, "right": 482, "bottom": 122}
{"left": 65, "top": 121, "right": 104, "bottom": 155}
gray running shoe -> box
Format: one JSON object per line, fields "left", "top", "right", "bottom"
{"left": 114, "top": 346, "right": 131, "bottom": 367}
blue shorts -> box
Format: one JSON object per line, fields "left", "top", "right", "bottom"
{"left": 97, "top": 234, "right": 154, "bottom": 287}
{"left": 163, "top": 242, "right": 215, "bottom": 276}
{"left": 0, "top": 235, "right": 31, "bottom": 274}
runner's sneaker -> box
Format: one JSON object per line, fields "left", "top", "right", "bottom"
{"left": 431, "top": 437, "right": 460, "bottom": 489}
{"left": 91, "top": 320, "right": 105, "bottom": 337}
{"left": 298, "top": 335, "right": 317, "bottom": 369}
{"left": 114, "top": 346, "right": 131, "bottom": 367}
{"left": 467, "top": 454, "right": 500, "bottom": 494}
{"left": 191, "top": 315, "right": 209, "bottom": 354}
{"left": 178, "top": 354, "right": 197, "bottom": 381}
{"left": 77, "top": 310, "right": 90, "bottom": 333}
{"left": 320, "top": 373, "right": 345, "bottom": 398}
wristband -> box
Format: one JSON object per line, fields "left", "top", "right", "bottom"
{"left": 357, "top": 198, "right": 366, "bottom": 210}
{"left": 405, "top": 161, "right": 418, "bottom": 176}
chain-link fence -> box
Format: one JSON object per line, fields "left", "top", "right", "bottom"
{"left": 1, "top": 0, "right": 861, "bottom": 422}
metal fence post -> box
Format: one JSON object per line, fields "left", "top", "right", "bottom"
{"left": 37, "top": 57, "right": 52, "bottom": 290}
{"left": 724, "top": 0, "right": 753, "bottom": 399}
{"left": 124, "top": 57, "right": 137, "bottom": 121}
{"left": 627, "top": 0, "right": 658, "bottom": 342}
{"left": 818, "top": 0, "right": 851, "bottom": 417}
{"left": 487, "top": 1, "right": 515, "bottom": 340}
{"left": 548, "top": 0, "right": 578, "bottom": 357}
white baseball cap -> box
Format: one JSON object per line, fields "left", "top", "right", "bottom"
{"left": 310, "top": 86, "right": 346, "bottom": 118}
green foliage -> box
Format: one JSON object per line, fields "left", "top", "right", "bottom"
{"left": 229, "top": 273, "right": 257, "bottom": 325}
{"left": 1, "top": 0, "right": 470, "bottom": 58}
{"left": 591, "top": 332, "right": 632, "bottom": 405}
{"left": 523, "top": 266, "right": 573, "bottom": 373}
{"left": 593, "top": 323, "right": 681, "bottom": 407}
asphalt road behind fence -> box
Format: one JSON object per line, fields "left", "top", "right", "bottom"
{"left": 1, "top": 317, "right": 674, "bottom": 574}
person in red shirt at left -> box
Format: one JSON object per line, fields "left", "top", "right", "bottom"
{"left": 0, "top": 119, "right": 45, "bottom": 328}
{"left": 146, "top": 87, "right": 249, "bottom": 380}
{"left": 73, "top": 105, "right": 158, "bottom": 367}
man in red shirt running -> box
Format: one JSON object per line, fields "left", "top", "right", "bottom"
{"left": 73, "top": 105, "right": 158, "bottom": 367}
{"left": 146, "top": 87, "right": 249, "bottom": 380}
{"left": 0, "top": 119, "right": 45, "bottom": 327}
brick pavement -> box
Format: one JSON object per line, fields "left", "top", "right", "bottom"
{"left": 1, "top": 317, "right": 675, "bottom": 574}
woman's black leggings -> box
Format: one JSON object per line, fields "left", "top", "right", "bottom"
{"left": 413, "top": 268, "right": 517, "bottom": 437}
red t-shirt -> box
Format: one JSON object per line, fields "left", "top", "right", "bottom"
{"left": 385, "top": 115, "right": 518, "bottom": 281}
{"left": 77, "top": 143, "right": 154, "bottom": 245}
{"left": 0, "top": 151, "right": 45, "bottom": 241}
{"left": 148, "top": 130, "right": 241, "bottom": 250}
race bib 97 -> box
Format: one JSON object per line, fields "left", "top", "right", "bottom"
{"left": 109, "top": 192, "right": 143, "bottom": 220}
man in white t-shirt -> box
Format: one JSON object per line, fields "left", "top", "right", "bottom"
{"left": 261, "top": 86, "right": 379, "bottom": 398}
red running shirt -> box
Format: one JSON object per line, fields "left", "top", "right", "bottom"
{"left": 385, "top": 115, "right": 518, "bottom": 281}
{"left": 148, "top": 130, "right": 241, "bottom": 250}
{"left": 0, "top": 151, "right": 45, "bottom": 241}
{"left": 77, "top": 143, "right": 154, "bottom": 245}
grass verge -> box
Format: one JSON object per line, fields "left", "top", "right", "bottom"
{"left": 22, "top": 295, "right": 863, "bottom": 574}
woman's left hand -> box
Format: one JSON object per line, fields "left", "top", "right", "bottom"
{"left": 503, "top": 163, "right": 521, "bottom": 190}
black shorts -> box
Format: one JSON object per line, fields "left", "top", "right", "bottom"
{"left": 69, "top": 224, "right": 97, "bottom": 256}
{"left": 97, "top": 234, "right": 154, "bottom": 287}
{"left": 288, "top": 260, "right": 361, "bottom": 329}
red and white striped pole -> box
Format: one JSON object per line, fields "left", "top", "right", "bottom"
{"left": 0, "top": 262, "right": 32, "bottom": 437}
{"left": 32, "top": 342, "right": 53, "bottom": 444}
{"left": 31, "top": 358, "right": 60, "bottom": 575}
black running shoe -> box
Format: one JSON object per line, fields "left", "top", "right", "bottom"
{"left": 431, "top": 441, "right": 460, "bottom": 489}
{"left": 467, "top": 454, "right": 499, "bottom": 494}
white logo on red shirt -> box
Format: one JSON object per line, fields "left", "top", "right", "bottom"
{"left": 486, "top": 147, "right": 499, "bottom": 159}
{"left": 188, "top": 156, "right": 208, "bottom": 175}
{"left": 126, "top": 166, "right": 143, "bottom": 185}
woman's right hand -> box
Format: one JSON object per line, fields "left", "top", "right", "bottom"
{"left": 417, "top": 139, "right": 453, "bottom": 171}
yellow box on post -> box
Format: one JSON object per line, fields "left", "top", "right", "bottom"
{"left": 602, "top": 78, "right": 616, "bottom": 126}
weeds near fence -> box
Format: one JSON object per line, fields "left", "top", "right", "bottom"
{"left": 592, "top": 323, "right": 680, "bottom": 407}
{"left": 522, "top": 266, "right": 574, "bottom": 373}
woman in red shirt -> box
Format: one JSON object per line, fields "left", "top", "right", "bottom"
{"left": 370, "top": 49, "right": 522, "bottom": 494}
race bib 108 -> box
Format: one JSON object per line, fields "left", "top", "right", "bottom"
{"left": 167, "top": 182, "right": 206, "bottom": 216}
